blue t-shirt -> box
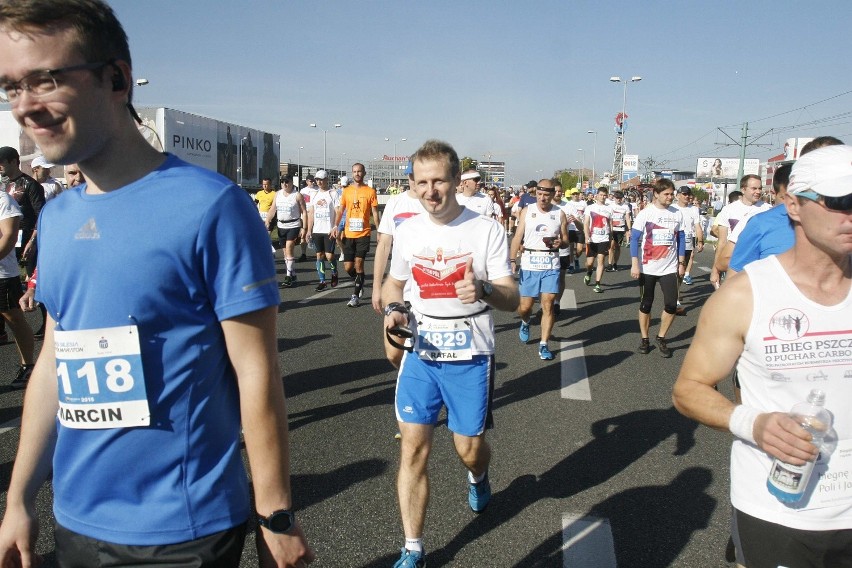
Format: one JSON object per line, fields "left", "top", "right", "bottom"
{"left": 729, "top": 204, "right": 794, "bottom": 272}
{"left": 36, "top": 155, "right": 279, "bottom": 545}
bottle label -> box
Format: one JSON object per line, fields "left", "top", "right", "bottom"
{"left": 771, "top": 438, "right": 852, "bottom": 510}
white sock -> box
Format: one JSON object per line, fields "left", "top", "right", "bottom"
{"left": 404, "top": 538, "right": 423, "bottom": 553}
{"left": 468, "top": 470, "right": 486, "bottom": 484}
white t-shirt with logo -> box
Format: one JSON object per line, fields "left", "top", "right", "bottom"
{"left": 308, "top": 189, "right": 340, "bottom": 234}
{"left": 632, "top": 205, "right": 683, "bottom": 276}
{"left": 389, "top": 208, "right": 511, "bottom": 355}
{"left": 0, "top": 192, "right": 22, "bottom": 278}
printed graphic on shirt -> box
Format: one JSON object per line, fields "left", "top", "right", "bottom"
{"left": 641, "top": 221, "right": 676, "bottom": 262}
{"left": 411, "top": 247, "right": 471, "bottom": 299}
{"left": 762, "top": 308, "right": 852, "bottom": 371}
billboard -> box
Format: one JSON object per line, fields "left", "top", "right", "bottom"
{"left": 136, "top": 107, "right": 280, "bottom": 188}
{"left": 783, "top": 138, "right": 814, "bottom": 161}
{"left": 695, "top": 157, "right": 760, "bottom": 178}
{"left": 622, "top": 154, "right": 639, "bottom": 181}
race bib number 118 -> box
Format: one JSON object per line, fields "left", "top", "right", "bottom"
{"left": 54, "top": 326, "right": 150, "bottom": 429}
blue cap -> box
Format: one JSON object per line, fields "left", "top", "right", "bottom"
{"left": 404, "top": 160, "right": 414, "bottom": 176}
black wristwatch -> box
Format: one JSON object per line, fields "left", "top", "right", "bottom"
{"left": 257, "top": 509, "right": 295, "bottom": 534}
{"left": 480, "top": 280, "right": 494, "bottom": 299}
{"left": 383, "top": 302, "right": 409, "bottom": 317}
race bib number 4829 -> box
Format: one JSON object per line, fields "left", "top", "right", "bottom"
{"left": 54, "top": 326, "right": 150, "bottom": 429}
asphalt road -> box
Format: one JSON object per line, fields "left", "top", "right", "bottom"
{"left": 0, "top": 243, "right": 740, "bottom": 567}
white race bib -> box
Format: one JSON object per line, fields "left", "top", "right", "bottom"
{"left": 520, "top": 250, "right": 558, "bottom": 271}
{"left": 416, "top": 316, "right": 472, "bottom": 361}
{"left": 54, "top": 325, "right": 150, "bottom": 429}
{"left": 348, "top": 217, "right": 364, "bottom": 232}
{"left": 803, "top": 438, "right": 852, "bottom": 510}
{"left": 651, "top": 228, "right": 674, "bottom": 246}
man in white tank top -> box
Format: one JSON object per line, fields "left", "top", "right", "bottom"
{"left": 673, "top": 145, "right": 852, "bottom": 568}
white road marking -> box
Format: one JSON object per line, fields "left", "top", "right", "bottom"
{"left": 559, "top": 289, "right": 577, "bottom": 310}
{"left": 560, "top": 340, "right": 591, "bottom": 400}
{"left": 696, "top": 265, "right": 711, "bottom": 273}
{"left": 296, "top": 281, "right": 354, "bottom": 304}
{"left": 0, "top": 417, "right": 21, "bottom": 434}
{"left": 562, "top": 514, "right": 617, "bottom": 568}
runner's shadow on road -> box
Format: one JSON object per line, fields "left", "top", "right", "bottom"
{"left": 511, "top": 466, "right": 717, "bottom": 567}
{"left": 276, "top": 333, "right": 333, "bottom": 353}
{"left": 424, "top": 407, "right": 699, "bottom": 566}
{"left": 291, "top": 458, "right": 390, "bottom": 510}
{"left": 281, "top": 358, "right": 389, "bottom": 397}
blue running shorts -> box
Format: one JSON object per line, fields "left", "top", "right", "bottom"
{"left": 519, "top": 269, "right": 560, "bottom": 298}
{"left": 395, "top": 353, "right": 494, "bottom": 437}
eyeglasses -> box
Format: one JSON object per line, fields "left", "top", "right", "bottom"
{"left": 0, "top": 61, "right": 112, "bottom": 103}
{"left": 796, "top": 190, "right": 852, "bottom": 212}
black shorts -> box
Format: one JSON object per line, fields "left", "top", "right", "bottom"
{"left": 311, "top": 233, "right": 336, "bottom": 254}
{"left": 735, "top": 509, "right": 852, "bottom": 568}
{"left": 0, "top": 276, "right": 23, "bottom": 312}
{"left": 575, "top": 230, "right": 586, "bottom": 245}
{"left": 568, "top": 230, "right": 579, "bottom": 244}
{"left": 54, "top": 522, "right": 248, "bottom": 568}
{"left": 612, "top": 231, "right": 626, "bottom": 246}
{"left": 559, "top": 255, "right": 571, "bottom": 270}
{"left": 638, "top": 272, "right": 679, "bottom": 314}
{"left": 342, "top": 235, "right": 371, "bottom": 261}
{"left": 277, "top": 226, "right": 301, "bottom": 245}
{"left": 587, "top": 241, "right": 609, "bottom": 257}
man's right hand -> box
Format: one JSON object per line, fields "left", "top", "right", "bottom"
{"left": 0, "top": 504, "right": 40, "bottom": 568}
{"left": 19, "top": 288, "right": 36, "bottom": 312}
{"left": 753, "top": 411, "right": 820, "bottom": 466}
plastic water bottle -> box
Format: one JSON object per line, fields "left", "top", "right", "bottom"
{"left": 766, "top": 389, "right": 832, "bottom": 504}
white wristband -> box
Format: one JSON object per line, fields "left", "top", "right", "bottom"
{"left": 729, "top": 405, "right": 760, "bottom": 445}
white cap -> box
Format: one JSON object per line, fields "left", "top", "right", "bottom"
{"left": 461, "top": 171, "right": 481, "bottom": 181}
{"left": 31, "top": 156, "right": 54, "bottom": 169}
{"left": 315, "top": 170, "right": 328, "bottom": 180}
{"left": 339, "top": 176, "right": 349, "bottom": 186}
{"left": 788, "top": 145, "right": 852, "bottom": 197}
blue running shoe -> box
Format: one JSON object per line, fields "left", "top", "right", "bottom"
{"left": 393, "top": 548, "right": 425, "bottom": 568}
{"left": 469, "top": 472, "right": 491, "bottom": 513}
{"left": 683, "top": 274, "right": 693, "bottom": 285}
{"left": 519, "top": 321, "right": 530, "bottom": 343}
{"left": 539, "top": 344, "right": 554, "bottom": 360}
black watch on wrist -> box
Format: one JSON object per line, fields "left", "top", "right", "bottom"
{"left": 383, "top": 302, "right": 409, "bottom": 317}
{"left": 257, "top": 509, "right": 295, "bottom": 534}
{"left": 480, "top": 280, "right": 494, "bottom": 299}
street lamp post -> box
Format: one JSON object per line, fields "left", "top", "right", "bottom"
{"left": 587, "top": 130, "right": 597, "bottom": 187}
{"left": 578, "top": 149, "right": 585, "bottom": 190}
{"left": 297, "top": 146, "right": 303, "bottom": 185}
{"left": 309, "top": 123, "right": 342, "bottom": 171}
{"left": 609, "top": 76, "right": 641, "bottom": 188}
{"left": 238, "top": 136, "right": 248, "bottom": 187}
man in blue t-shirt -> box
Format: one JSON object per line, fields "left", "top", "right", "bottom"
{"left": 0, "top": 2, "right": 313, "bottom": 566}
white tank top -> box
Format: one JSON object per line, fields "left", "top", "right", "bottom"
{"left": 731, "top": 255, "right": 852, "bottom": 530}
{"left": 274, "top": 190, "right": 302, "bottom": 229}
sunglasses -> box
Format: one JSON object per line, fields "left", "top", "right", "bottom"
{"left": 796, "top": 190, "right": 852, "bottom": 212}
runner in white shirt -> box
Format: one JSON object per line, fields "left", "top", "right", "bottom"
{"left": 710, "top": 175, "right": 771, "bottom": 287}
{"left": 456, "top": 169, "right": 495, "bottom": 217}
{"left": 562, "top": 189, "right": 586, "bottom": 272}
{"left": 672, "top": 187, "right": 704, "bottom": 288}
{"left": 509, "top": 179, "right": 569, "bottom": 360}
{"left": 381, "top": 140, "right": 519, "bottom": 567}
{"left": 305, "top": 176, "right": 341, "bottom": 291}
{"left": 673, "top": 144, "right": 852, "bottom": 568}
{"left": 629, "top": 179, "right": 685, "bottom": 358}
{"left": 607, "top": 190, "right": 632, "bottom": 272}
{"left": 298, "top": 175, "right": 319, "bottom": 261}
{"left": 267, "top": 176, "right": 307, "bottom": 287}
{"left": 583, "top": 187, "right": 613, "bottom": 292}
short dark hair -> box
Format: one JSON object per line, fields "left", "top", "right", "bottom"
{"left": 653, "top": 178, "right": 675, "bottom": 193}
{"left": 728, "top": 190, "right": 742, "bottom": 203}
{"left": 772, "top": 163, "right": 792, "bottom": 194}
{"left": 0, "top": 146, "right": 20, "bottom": 163}
{"left": 409, "top": 140, "right": 460, "bottom": 180}
{"left": 0, "top": 0, "right": 132, "bottom": 87}
{"left": 800, "top": 136, "right": 844, "bottom": 156}
{"left": 739, "top": 174, "right": 761, "bottom": 189}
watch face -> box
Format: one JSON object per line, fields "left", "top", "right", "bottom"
{"left": 482, "top": 281, "right": 493, "bottom": 297}
{"left": 267, "top": 510, "right": 294, "bottom": 533}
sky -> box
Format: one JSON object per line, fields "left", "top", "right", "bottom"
{"left": 111, "top": 0, "right": 852, "bottom": 184}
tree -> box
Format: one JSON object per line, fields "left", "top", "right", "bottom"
{"left": 461, "top": 156, "right": 479, "bottom": 173}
